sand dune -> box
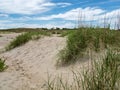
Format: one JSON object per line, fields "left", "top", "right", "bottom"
{"left": 0, "top": 34, "right": 89, "bottom": 90}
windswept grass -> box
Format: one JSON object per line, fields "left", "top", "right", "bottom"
{"left": 82, "top": 50, "right": 120, "bottom": 90}
{"left": 6, "top": 31, "right": 51, "bottom": 51}
{"left": 46, "top": 50, "right": 120, "bottom": 90}
{"left": 60, "top": 30, "right": 75, "bottom": 37}
{"left": 0, "top": 58, "right": 7, "bottom": 72}
{"left": 58, "top": 28, "right": 120, "bottom": 65}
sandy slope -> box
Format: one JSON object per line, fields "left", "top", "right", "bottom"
{"left": 0, "top": 33, "right": 20, "bottom": 52}
{"left": 0, "top": 34, "right": 90, "bottom": 90}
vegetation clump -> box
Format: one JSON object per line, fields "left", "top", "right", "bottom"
{"left": 0, "top": 58, "right": 7, "bottom": 72}
{"left": 58, "top": 28, "right": 120, "bottom": 65}
{"left": 46, "top": 50, "right": 120, "bottom": 90}
{"left": 82, "top": 50, "right": 120, "bottom": 90}
{"left": 6, "top": 31, "right": 51, "bottom": 51}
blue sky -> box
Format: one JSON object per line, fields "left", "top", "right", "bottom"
{"left": 0, "top": 0, "right": 120, "bottom": 29}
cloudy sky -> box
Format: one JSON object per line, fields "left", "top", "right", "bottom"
{"left": 0, "top": 0, "right": 120, "bottom": 29}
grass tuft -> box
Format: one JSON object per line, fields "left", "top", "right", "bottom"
{"left": 0, "top": 58, "right": 7, "bottom": 72}
{"left": 6, "top": 31, "right": 51, "bottom": 51}
{"left": 82, "top": 50, "right": 120, "bottom": 90}
{"left": 46, "top": 49, "right": 120, "bottom": 90}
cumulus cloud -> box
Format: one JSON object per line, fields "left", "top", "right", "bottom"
{"left": 35, "top": 7, "right": 105, "bottom": 21}
{"left": 0, "top": 0, "right": 55, "bottom": 14}
{"left": 35, "top": 7, "right": 120, "bottom": 27}
{"left": 0, "top": 6, "right": 120, "bottom": 29}
{"left": 0, "top": 0, "right": 72, "bottom": 15}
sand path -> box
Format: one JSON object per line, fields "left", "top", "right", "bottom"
{"left": 0, "top": 35, "right": 67, "bottom": 90}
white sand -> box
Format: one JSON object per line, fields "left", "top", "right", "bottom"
{"left": 0, "top": 34, "right": 90, "bottom": 90}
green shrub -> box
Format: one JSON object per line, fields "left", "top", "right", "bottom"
{"left": 0, "top": 58, "right": 7, "bottom": 72}
{"left": 58, "top": 28, "right": 120, "bottom": 65}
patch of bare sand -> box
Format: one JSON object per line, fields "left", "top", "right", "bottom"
{"left": 0, "top": 35, "right": 90, "bottom": 90}
{"left": 0, "top": 33, "right": 20, "bottom": 52}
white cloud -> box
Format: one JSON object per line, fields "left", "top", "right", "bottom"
{"left": 36, "top": 7, "right": 105, "bottom": 21}
{"left": 57, "top": 3, "right": 72, "bottom": 7}
{"left": 0, "top": 0, "right": 72, "bottom": 15}
{"left": 0, "top": 6, "right": 120, "bottom": 29}
{"left": 0, "top": 14, "right": 9, "bottom": 17}
{"left": 34, "top": 7, "right": 120, "bottom": 26}
{"left": 7, "top": 7, "right": 106, "bottom": 22}
{"left": 97, "top": 9, "right": 120, "bottom": 26}
{"left": 0, "top": 21, "right": 75, "bottom": 29}
{"left": 0, "top": 0, "right": 55, "bottom": 14}
{"left": 40, "top": 22, "right": 75, "bottom": 28}
{"left": 0, "top": 20, "right": 12, "bottom": 23}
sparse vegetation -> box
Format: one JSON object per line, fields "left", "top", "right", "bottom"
{"left": 46, "top": 50, "right": 120, "bottom": 90}
{"left": 60, "top": 30, "right": 75, "bottom": 37}
{"left": 6, "top": 31, "right": 51, "bottom": 51}
{"left": 58, "top": 28, "right": 120, "bottom": 65}
{"left": 0, "top": 4, "right": 119, "bottom": 90}
{"left": 0, "top": 58, "right": 7, "bottom": 72}
{"left": 82, "top": 50, "right": 120, "bottom": 90}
